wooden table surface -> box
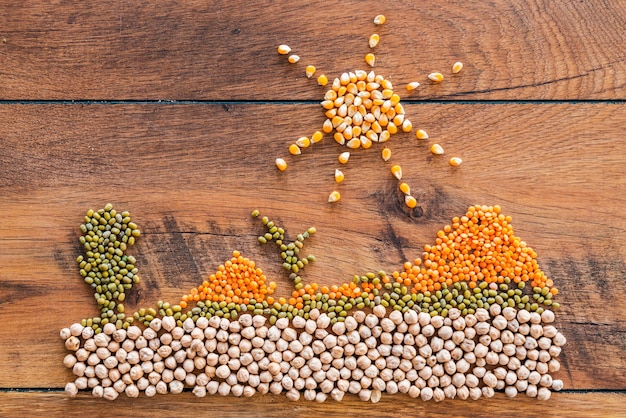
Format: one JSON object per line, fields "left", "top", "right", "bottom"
{"left": 1, "top": 1, "right": 625, "bottom": 416}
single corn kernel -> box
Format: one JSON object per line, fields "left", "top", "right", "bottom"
{"left": 415, "top": 129, "right": 429, "bottom": 140}
{"left": 335, "top": 169, "right": 345, "bottom": 183}
{"left": 306, "top": 65, "right": 316, "bottom": 78}
{"left": 405, "top": 195, "right": 417, "bottom": 209}
{"left": 430, "top": 144, "right": 444, "bottom": 155}
{"left": 369, "top": 34, "right": 380, "bottom": 48}
{"left": 323, "top": 119, "right": 333, "bottom": 133}
{"left": 399, "top": 182, "right": 410, "bottom": 195}
{"left": 391, "top": 165, "right": 402, "bottom": 180}
{"left": 317, "top": 74, "right": 329, "bottom": 86}
{"left": 296, "top": 136, "right": 311, "bottom": 148}
{"left": 428, "top": 72, "right": 444, "bottom": 82}
{"left": 328, "top": 191, "right": 341, "bottom": 203}
{"left": 288, "top": 54, "right": 300, "bottom": 64}
{"left": 360, "top": 136, "right": 373, "bottom": 149}
{"left": 365, "top": 53, "right": 376, "bottom": 67}
{"left": 406, "top": 82, "right": 420, "bottom": 91}
{"left": 338, "top": 151, "right": 350, "bottom": 164}
{"left": 277, "top": 45, "right": 291, "bottom": 55}
{"left": 346, "top": 138, "right": 361, "bottom": 149}
{"left": 452, "top": 62, "right": 463, "bottom": 74}
{"left": 381, "top": 147, "right": 391, "bottom": 161}
{"left": 275, "top": 158, "right": 287, "bottom": 171}
{"left": 401, "top": 119, "right": 413, "bottom": 132}
{"left": 373, "top": 14, "right": 386, "bottom": 25}
{"left": 449, "top": 157, "right": 463, "bottom": 166}
{"left": 311, "top": 131, "right": 323, "bottom": 143}
{"left": 289, "top": 144, "right": 302, "bottom": 155}
{"left": 334, "top": 132, "right": 346, "bottom": 145}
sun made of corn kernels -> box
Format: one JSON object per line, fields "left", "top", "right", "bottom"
{"left": 276, "top": 14, "right": 464, "bottom": 209}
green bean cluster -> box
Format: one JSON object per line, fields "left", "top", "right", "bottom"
{"left": 76, "top": 203, "right": 141, "bottom": 333}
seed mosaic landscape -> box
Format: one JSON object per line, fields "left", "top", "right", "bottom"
{"left": 61, "top": 204, "right": 565, "bottom": 402}
{"left": 61, "top": 14, "right": 566, "bottom": 403}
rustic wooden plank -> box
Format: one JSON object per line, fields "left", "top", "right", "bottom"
{"left": 1, "top": 391, "right": 625, "bottom": 417}
{"left": 0, "top": 0, "right": 624, "bottom": 100}
{"left": 0, "top": 103, "right": 624, "bottom": 390}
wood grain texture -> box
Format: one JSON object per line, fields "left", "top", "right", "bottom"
{"left": 0, "top": 103, "right": 624, "bottom": 390}
{"left": 0, "top": 0, "right": 624, "bottom": 100}
{"left": 2, "top": 392, "right": 626, "bottom": 417}
{"left": 1, "top": 0, "right": 625, "bottom": 413}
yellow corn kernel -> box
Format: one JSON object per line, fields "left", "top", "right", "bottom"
{"left": 335, "top": 169, "right": 344, "bottom": 183}
{"left": 369, "top": 34, "right": 380, "bottom": 48}
{"left": 352, "top": 125, "right": 362, "bottom": 137}
{"left": 288, "top": 54, "right": 300, "bottom": 64}
{"left": 399, "top": 182, "right": 410, "bottom": 195}
{"left": 402, "top": 119, "right": 413, "bottom": 132}
{"left": 277, "top": 44, "right": 291, "bottom": 55}
{"left": 360, "top": 136, "right": 373, "bottom": 149}
{"left": 428, "top": 72, "right": 444, "bottom": 82}
{"left": 449, "top": 157, "right": 463, "bottom": 166}
{"left": 296, "top": 136, "right": 311, "bottom": 148}
{"left": 373, "top": 14, "right": 386, "bottom": 25}
{"left": 325, "top": 108, "right": 337, "bottom": 118}
{"left": 415, "top": 129, "right": 429, "bottom": 140}
{"left": 311, "top": 131, "right": 323, "bottom": 143}
{"left": 390, "top": 93, "right": 401, "bottom": 106}
{"left": 391, "top": 164, "right": 402, "bottom": 180}
{"left": 393, "top": 114, "right": 405, "bottom": 126}
{"left": 365, "top": 53, "right": 376, "bottom": 67}
{"left": 405, "top": 195, "right": 417, "bottom": 209}
{"left": 343, "top": 126, "right": 353, "bottom": 140}
{"left": 387, "top": 122, "right": 398, "bottom": 135}
{"left": 323, "top": 119, "right": 333, "bottom": 133}
{"left": 379, "top": 130, "right": 391, "bottom": 142}
{"left": 452, "top": 61, "right": 463, "bottom": 74}
{"left": 334, "top": 132, "right": 346, "bottom": 145}
{"left": 381, "top": 147, "right": 391, "bottom": 161}
{"left": 430, "top": 144, "right": 444, "bottom": 155}
{"left": 338, "top": 151, "right": 350, "bottom": 164}
{"left": 346, "top": 138, "right": 360, "bottom": 149}
{"left": 305, "top": 65, "right": 316, "bottom": 78}
{"left": 406, "top": 81, "right": 420, "bottom": 91}
{"left": 324, "top": 89, "right": 337, "bottom": 101}
{"left": 328, "top": 191, "right": 341, "bottom": 203}
{"left": 289, "top": 144, "right": 301, "bottom": 155}
{"left": 331, "top": 116, "right": 344, "bottom": 128}
{"left": 317, "top": 74, "right": 329, "bottom": 86}
{"left": 337, "top": 104, "right": 348, "bottom": 118}
{"left": 321, "top": 100, "right": 335, "bottom": 110}
{"left": 275, "top": 158, "right": 287, "bottom": 171}
{"left": 381, "top": 79, "right": 393, "bottom": 90}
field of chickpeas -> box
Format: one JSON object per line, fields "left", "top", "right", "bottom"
{"left": 1, "top": 1, "right": 625, "bottom": 417}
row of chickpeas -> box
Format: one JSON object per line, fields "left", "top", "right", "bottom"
{"left": 62, "top": 304, "right": 564, "bottom": 402}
